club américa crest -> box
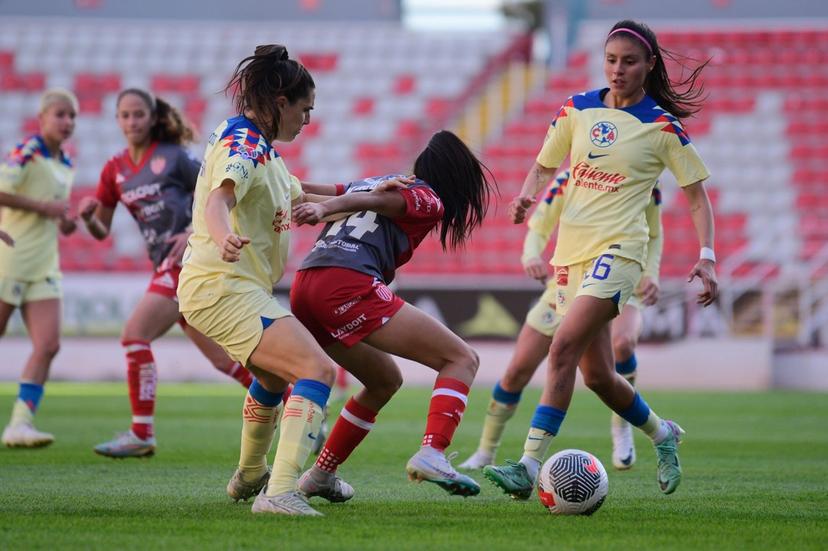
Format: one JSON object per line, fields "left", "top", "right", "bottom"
{"left": 590, "top": 121, "right": 618, "bottom": 148}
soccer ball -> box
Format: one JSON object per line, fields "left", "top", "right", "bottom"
{"left": 537, "top": 449, "right": 608, "bottom": 515}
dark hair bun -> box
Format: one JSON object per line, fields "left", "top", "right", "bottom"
{"left": 254, "top": 44, "right": 289, "bottom": 61}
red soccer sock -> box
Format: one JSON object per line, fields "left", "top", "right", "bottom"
{"left": 315, "top": 397, "right": 377, "bottom": 474}
{"left": 282, "top": 385, "right": 293, "bottom": 405}
{"left": 227, "top": 362, "right": 253, "bottom": 388}
{"left": 124, "top": 340, "right": 157, "bottom": 440}
{"left": 422, "top": 378, "right": 469, "bottom": 451}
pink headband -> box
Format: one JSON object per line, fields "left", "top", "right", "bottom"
{"left": 608, "top": 27, "right": 653, "bottom": 54}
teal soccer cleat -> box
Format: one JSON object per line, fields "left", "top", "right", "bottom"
{"left": 482, "top": 460, "right": 535, "bottom": 500}
{"left": 655, "top": 420, "right": 685, "bottom": 494}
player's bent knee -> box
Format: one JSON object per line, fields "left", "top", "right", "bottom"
{"left": 612, "top": 334, "right": 637, "bottom": 362}
{"left": 301, "top": 359, "right": 336, "bottom": 387}
{"left": 34, "top": 340, "right": 60, "bottom": 360}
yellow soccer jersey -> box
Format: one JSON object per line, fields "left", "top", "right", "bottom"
{"left": 178, "top": 116, "right": 301, "bottom": 311}
{"left": 536, "top": 88, "right": 709, "bottom": 267}
{"left": 524, "top": 169, "right": 664, "bottom": 280}
{"left": 0, "top": 135, "right": 73, "bottom": 280}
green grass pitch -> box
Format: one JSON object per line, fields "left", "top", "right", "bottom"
{"left": 0, "top": 383, "right": 826, "bottom": 550}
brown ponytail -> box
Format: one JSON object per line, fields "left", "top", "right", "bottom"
{"left": 116, "top": 88, "right": 197, "bottom": 145}
{"left": 224, "top": 44, "right": 315, "bottom": 141}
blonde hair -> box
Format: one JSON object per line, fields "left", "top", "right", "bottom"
{"left": 39, "top": 88, "right": 79, "bottom": 114}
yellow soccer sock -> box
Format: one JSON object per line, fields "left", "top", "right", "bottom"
{"left": 266, "top": 380, "right": 330, "bottom": 497}
{"left": 9, "top": 399, "right": 34, "bottom": 426}
{"left": 479, "top": 398, "right": 519, "bottom": 457}
{"left": 521, "top": 426, "right": 556, "bottom": 464}
{"left": 238, "top": 380, "right": 284, "bottom": 482}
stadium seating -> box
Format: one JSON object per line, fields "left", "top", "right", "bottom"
{"left": 0, "top": 19, "right": 823, "bottom": 281}
{"left": 407, "top": 27, "right": 827, "bottom": 281}
{"left": 0, "top": 18, "right": 516, "bottom": 272}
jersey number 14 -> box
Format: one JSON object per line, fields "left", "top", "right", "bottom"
{"left": 326, "top": 210, "right": 380, "bottom": 239}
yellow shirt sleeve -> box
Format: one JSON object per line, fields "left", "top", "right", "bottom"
{"left": 536, "top": 98, "right": 575, "bottom": 169}
{"left": 289, "top": 174, "right": 302, "bottom": 201}
{"left": 643, "top": 185, "right": 663, "bottom": 281}
{"left": 0, "top": 151, "right": 26, "bottom": 193}
{"left": 657, "top": 120, "right": 710, "bottom": 187}
{"left": 211, "top": 148, "right": 256, "bottom": 202}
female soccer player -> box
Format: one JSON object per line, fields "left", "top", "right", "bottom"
{"left": 178, "top": 44, "right": 338, "bottom": 517}
{"left": 483, "top": 19, "right": 718, "bottom": 498}
{"left": 79, "top": 89, "right": 253, "bottom": 459}
{"left": 289, "top": 130, "right": 494, "bottom": 501}
{"left": 459, "top": 170, "right": 663, "bottom": 472}
{"left": 0, "top": 89, "right": 78, "bottom": 448}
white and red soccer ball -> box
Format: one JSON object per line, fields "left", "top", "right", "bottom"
{"left": 537, "top": 449, "right": 609, "bottom": 515}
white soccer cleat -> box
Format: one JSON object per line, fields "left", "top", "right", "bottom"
{"left": 405, "top": 447, "right": 480, "bottom": 497}
{"left": 611, "top": 414, "right": 636, "bottom": 470}
{"left": 93, "top": 430, "right": 156, "bottom": 458}
{"left": 226, "top": 468, "right": 271, "bottom": 502}
{"left": 251, "top": 490, "right": 323, "bottom": 516}
{"left": 298, "top": 467, "right": 355, "bottom": 503}
{"left": 458, "top": 450, "right": 494, "bottom": 470}
{"left": 2, "top": 422, "right": 54, "bottom": 448}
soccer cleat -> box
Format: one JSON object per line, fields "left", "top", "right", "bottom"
{"left": 405, "top": 447, "right": 480, "bottom": 497}
{"left": 226, "top": 468, "right": 271, "bottom": 502}
{"left": 2, "top": 422, "right": 54, "bottom": 448}
{"left": 611, "top": 414, "right": 636, "bottom": 470}
{"left": 482, "top": 460, "right": 534, "bottom": 500}
{"left": 93, "top": 430, "right": 156, "bottom": 458}
{"left": 458, "top": 450, "right": 493, "bottom": 470}
{"left": 251, "top": 490, "right": 323, "bottom": 516}
{"left": 654, "top": 420, "right": 685, "bottom": 494}
{"left": 298, "top": 467, "right": 355, "bottom": 503}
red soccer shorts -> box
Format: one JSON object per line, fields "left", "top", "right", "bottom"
{"left": 147, "top": 262, "right": 181, "bottom": 301}
{"left": 147, "top": 262, "right": 187, "bottom": 328}
{"left": 290, "top": 267, "right": 404, "bottom": 348}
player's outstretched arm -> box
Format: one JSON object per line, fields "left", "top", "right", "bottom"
{"left": 300, "top": 181, "right": 340, "bottom": 196}
{"left": 78, "top": 196, "right": 114, "bottom": 240}
{"left": 0, "top": 191, "right": 68, "bottom": 219}
{"left": 510, "top": 162, "right": 557, "bottom": 224}
{"left": 205, "top": 179, "right": 250, "bottom": 263}
{"left": 293, "top": 189, "right": 407, "bottom": 226}
{"left": 682, "top": 180, "right": 718, "bottom": 307}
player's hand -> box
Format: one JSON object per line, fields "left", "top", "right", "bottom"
{"left": 39, "top": 199, "right": 69, "bottom": 219}
{"left": 165, "top": 231, "right": 191, "bottom": 265}
{"left": 508, "top": 196, "right": 536, "bottom": 224}
{"left": 688, "top": 259, "right": 718, "bottom": 307}
{"left": 523, "top": 256, "right": 548, "bottom": 283}
{"left": 78, "top": 196, "right": 100, "bottom": 222}
{"left": 58, "top": 214, "right": 77, "bottom": 236}
{"left": 220, "top": 233, "right": 251, "bottom": 263}
{"left": 636, "top": 275, "right": 660, "bottom": 306}
{"left": 0, "top": 230, "right": 14, "bottom": 247}
{"left": 292, "top": 202, "right": 328, "bottom": 226}
{"left": 372, "top": 175, "right": 415, "bottom": 193}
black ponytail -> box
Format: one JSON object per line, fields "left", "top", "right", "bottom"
{"left": 412, "top": 131, "right": 496, "bottom": 251}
